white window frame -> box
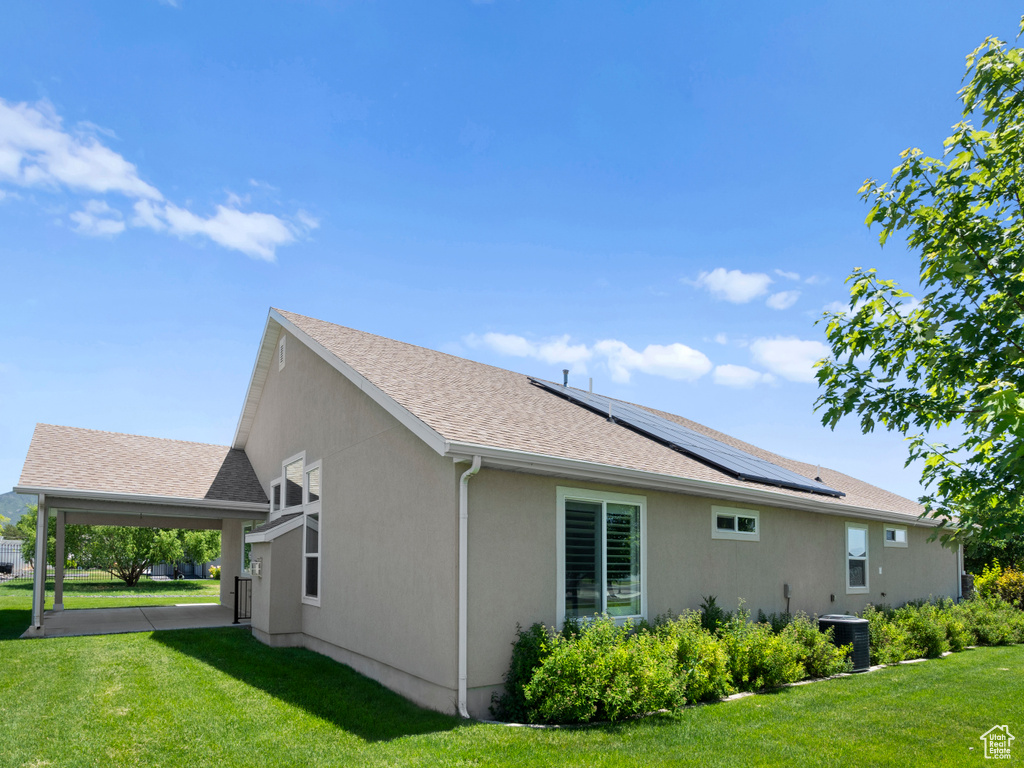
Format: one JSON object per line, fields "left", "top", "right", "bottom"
{"left": 846, "top": 521, "right": 869, "bottom": 594}
{"left": 556, "top": 486, "right": 647, "bottom": 627}
{"left": 241, "top": 521, "right": 255, "bottom": 575}
{"left": 281, "top": 451, "right": 306, "bottom": 512}
{"left": 269, "top": 479, "right": 283, "bottom": 520}
{"left": 301, "top": 464, "right": 322, "bottom": 607}
{"left": 711, "top": 506, "right": 760, "bottom": 541}
{"left": 883, "top": 525, "right": 908, "bottom": 548}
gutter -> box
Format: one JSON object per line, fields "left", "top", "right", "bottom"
{"left": 457, "top": 455, "right": 481, "bottom": 719}
{"left": 445, "top": 442, "right": 937, "bottom": 528}
{"left": 14, "top": 486, "right": 270, "bottom": 516}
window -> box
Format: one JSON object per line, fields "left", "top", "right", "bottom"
{"left": 304, "top": 511, "right": 320, "bottom": 601}
{"left": 711, "top": 506, "right": 760, "bottom": 541}
{"left": 305, "top": 464, "right": 320, "bottom": 504}
{"left": 846, "top": 522, "right": 869, "bottom": 594}
{"left": 278, "top": 335, "right": 286, "bottom": 370}
{"left": 884, "top": 525, "right": 908, "bottom": 548}
{"left": 557, "top": 487, "right": 646, "bottom": 624}
{"left": 242, "top": 522, "right": 254, "bottom": 574}
{"left": 284, "top": 456, "right": 304, "bottom": 508}
{"left": 270, "top": 482, "right": 281, "bottom": 514}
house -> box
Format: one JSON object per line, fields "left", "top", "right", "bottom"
{"left": 15, "top": 308, "right": 963, "bottom": 718}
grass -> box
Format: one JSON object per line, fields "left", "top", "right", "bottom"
{"left": 0, "top": 578, "right": 222, "bottom": 612}
{"left": 0, "top": 591, "right": 1020, "bottom": 767}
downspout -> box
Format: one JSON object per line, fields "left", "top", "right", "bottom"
{"left": 458, "top": 455, "right": 482, "bottom": 719}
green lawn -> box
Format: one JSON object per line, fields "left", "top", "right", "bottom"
{"left": 0, "top": 578, "right": 222, "bottom": 613}
{"left": 0, "top": 593, "right": 1019, "bottom": 767}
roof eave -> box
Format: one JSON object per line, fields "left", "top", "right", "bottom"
{"left": 14, "top": 485, "right": 270, "bottom": 516}
{"left": 232, "top": 309, "right": 449, "bottom": 456}
{"left": 445, "top": 442, "right": 934, "bottom": 527}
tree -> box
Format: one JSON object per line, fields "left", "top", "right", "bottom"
{"left": 816, "top": 23, "right": 1024, "bottom": 546}
{"left": 179, "top": 530, "right": 221, "bottom": 566}
{"left": 82, "top": 527, "right": 183, "bottom": 586}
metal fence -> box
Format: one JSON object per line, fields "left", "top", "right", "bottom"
{"left": 233, "top": 577, "right": 252, "bottom": 623}
{"left": 0, "top": 539, "right": 214, "bottom": 584}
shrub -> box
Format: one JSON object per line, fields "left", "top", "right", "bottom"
{"left": 522, "top": 617, "right": 684, "bottom": 723}
{"left": 756, "top": 609, "right": 793, "bottom": 634}
{"left": 490, "top": 623, "right": 549, "bottom": 722}
{"left": 895, "top": 603, "right": 949, "bottom": 658}
{"left": 862, "top": 604, "right": 911, "bottom": 665}
{"left": 783, "top": 613, "right": 852, "bottom": 678}
{"left": 948, "top": 595, "right": 1024, "bottom": 646}
{"left": 658, "top": 613, "right": 732, "bottom": 703}
{"left": 974, "top": 560, "right": 1002, "bottom": 599}
{"left": 209, "top": 565, "right": 221, "bottom": 580}
{"left": 699, "top": 595, "right": 729, "bottom": 634}
{"left": 719, "top": 606, "right": 804, "bottom": 691}
{"left": 995, "top": 566, "right": 1024, "bottom": 609}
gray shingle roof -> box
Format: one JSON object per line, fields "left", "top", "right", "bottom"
{"left": 18, "top": 424, "right": 267, "bottom": 505}
{"left": 277, "top": 309, "right": 924, "bottom": 519}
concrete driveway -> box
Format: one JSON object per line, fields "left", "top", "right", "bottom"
{"left": 24, "top": 603, "right": 246, "bottom": 638}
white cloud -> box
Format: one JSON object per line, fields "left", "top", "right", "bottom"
{"left": 712, "top": 364, "right": 775, "bottom": 388}
{"left": 804, "top": 275, "right": 825, "bottom": 285}
{"left": 465, "top": 333, "right": 593, "bottom": 368}
{"left": 774, "top": 269, "right": 800, "bottom": 281}
{"left": 155, "top": 203, "right": 296, "bottom": 262}
{"left": 0, "top": 97, "right": 310, "bottom": 260}
{"left": 0, "top": 99, "right": 161, "bottom": 199}
{"left": 822, "top": 300, "right": 848, "bottom": 315}
{"left": 749, "top": 336, "right": 830, "bottom": 383}
{"left": 713, "top": 333, "right": 729, "bottom": 345}
{"left": 466, "top": 332, "right": 712, "bottom": 384}
{"left": 692, "top": 268, "right": 772, "bottom": 303}
{"left": 593, "top": 339, "right": 712, "bottom": 384}
{"left": 70, "top": 199, "right": 125, "bottom": 237}
{"left": 766, "top": 290, "right": 801, "bottom": 310}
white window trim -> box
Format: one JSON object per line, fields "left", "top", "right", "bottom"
{"left": 303, "top": 460, "right": 322, "bottom": 506}
{"left": 241, "top": 521, "right": 255, "bottom": 575}
{"left": 269, "top": 478, "right": 283, "bottom": 520}
{"left": 278, "top": 335, "right": 286, "bottom": 371}
{"left": 884, "top": 524, "right": 908, "bottom": 548}
{"left": 711, "top": 505, "right": 760, "bottom": 541}
{"left": 846, "top": 521, "right": 869, "bottom": 594}
{"left": 556, "top": 486, "right": 647, "bottom": 627}
{"left": 281, "top": 451, "right": 306, "bottom": 512}
{"left": 302, "top": 497, "right": 322, "bottom": 607}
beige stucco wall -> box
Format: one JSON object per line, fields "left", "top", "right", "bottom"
{"left": 243, "top": 329, "right": 460, "bottom": 711}
{"left": 464, "top": 469, "right": 960, "bottom": 716}
{"left": 250, "top": 530, "right": 303, "bottom": 639}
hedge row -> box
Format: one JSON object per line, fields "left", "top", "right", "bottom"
{"left": 491, "top": 596, "right": 1024, "bottom": 724}
{"left": 490, "top": 605, "right": 850, "bottom": 724}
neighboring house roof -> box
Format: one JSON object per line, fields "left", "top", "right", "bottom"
{"left": 236, "top": 309, "right": 926, "bottom": 524}
{"left": 18, "top": 424, "right": 267, "bottom": 506}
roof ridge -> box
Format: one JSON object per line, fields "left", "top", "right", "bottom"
{"left": 276, "top": 308, "right": 551, "bottom": 381}
{"left": 34, "top": 423, "right": 233, "bottom": 451}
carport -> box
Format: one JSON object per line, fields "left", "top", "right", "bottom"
{"left": 14, "top": 424, "right": 268, "bottom": 637}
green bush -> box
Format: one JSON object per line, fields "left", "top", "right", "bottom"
{"left": 895, "top": 603, "right": 949, "bottom": 659}
{"left": 523, "top": 617, "right": 684, "bottom": 723}
{"left": 783, "top": 613, "right": 853, "bottom": 678}
{"left": 490, "top": 623, "right": 548, "bottom": 722}
{"left": 719, "top": 607, "right": 805, "bottom": 691}
{"left": 756, "top": 610, "right": 793, "bottom": 634}
{"left": 658, "top": 613, "right": 732, "bottom": 703}
{"left": 862, "top": 605, "right": 911, "bottom": 664}
{"left": 974, "top": 560, "right": 1002, "bottom": 599}
{"left": 996, "top": 567, "right": 1024, "bottom": 608}
{"left": 699, "top": 595, "right": 730, "bottom": 634}
{"left": 209, "top": 565, "right": 221, "bottom": 580}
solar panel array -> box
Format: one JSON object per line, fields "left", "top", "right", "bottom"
{"left": 530, "top": 379, "right": 845, "bottom": 498}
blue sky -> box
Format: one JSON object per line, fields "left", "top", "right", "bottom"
{"left": 1, "top": 1, "right": 1019, "bottom": 501}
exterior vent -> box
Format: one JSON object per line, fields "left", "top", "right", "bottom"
{"left": 278, "top": 336, "right": 286, "bottom": 371}
{"left": 819, "top": 614, "right": 870, "bottom": 672}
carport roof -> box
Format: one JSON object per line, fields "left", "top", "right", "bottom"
{"left": 16, "top": 424, "right": 267, "bottom": 507}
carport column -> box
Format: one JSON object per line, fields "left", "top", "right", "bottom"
{"left": 30, "top": 493, "right": 47, "bottom": 632}
{"left": 53, "top": 510, "right": 65, "bottom": 611}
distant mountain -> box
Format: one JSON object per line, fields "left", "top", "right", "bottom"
{"left": 0, "top": 491, "right": 34, "bottom": 525}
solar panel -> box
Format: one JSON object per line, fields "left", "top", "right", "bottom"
{"left": 530, "top": 379, "right": 845, "bottom": 498}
